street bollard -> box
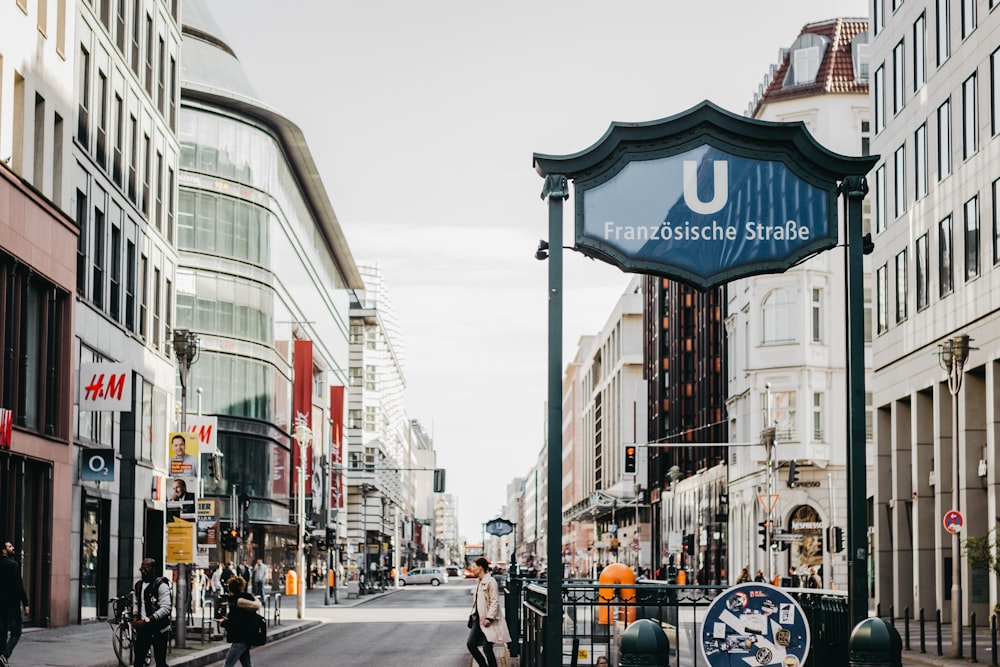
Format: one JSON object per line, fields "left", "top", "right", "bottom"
{"left": 848, "top": 617, "right": 902, "bottom": 667}
{"left": 619, "top": 618, "right": 670, "bottom": 666}
{"left": 919, "top": 608, "right": 926, "bottom": 654}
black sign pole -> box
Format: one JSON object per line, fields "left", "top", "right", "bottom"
{"left": 542, "top": 173, "right": 568, "bottom": 667}
{"left": 841, "top": 175, "right": 870, "bottom": 629}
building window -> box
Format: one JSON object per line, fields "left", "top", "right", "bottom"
{"left": 914, "top": 13, "right": 926, "bottom": 91}
{"left": 349, "top": 323, "right": 363, "bottom": 345}
{"left": 894, "top": 146, "right": 906, "bottom": 217}
{"left": 875, "top": 65, "right": 886, "bottom": 132}
{"left": 992, "top": 48, "right": 1000, "bottom": 135}
{"left": 811, "top": 288, "right": 822, "bottom": 342}
{"left": 937, "top": 99, "right": 952, "bottom": 179}
{"left": 793, "top": 47, "right": 821, "bottom": 85}
{"left": 876, "top": 264, "right": 888, "bottom": 334}
{"left": 92, "top": 208, "right": 105, "bottom": 309}
{"left": 895, "top": 249, "right": 908, "bottom": 322}
{"left": 364, "top": 365, "right": 377, "bottom": 391}
{"left": 125, "top": 238, "right": 135, "bottom": 332}
{"left": 364, "top": 405, "right": 376, "bottom": 432}
{"left": 875, "top": 165, "right": 887, "bottom": 233}
{"left": 866, "top": 392, "right": 874, "bottom": 443}
{"left": 874, "top": 0, "right": 884, "bottom": 35}
{"left": 964, "top": 195, "right": 980, "bottom": 279}
{"left": 936, "top": 0, "right": 950, "bottom": 66}
{"left": 78, "top": 46, "right": 90, "bottom": 146}
{"left": 893, "top": 40, "right": 905, "bottom": 114}
{"left": 993, "top": 178, "right": 1000, "bottom": 265}
{"left": 915, "top": 124, "right": 928, "bottom": 198}
{"left": 962, "top": 0, "right": 976, "bottom": 39}
{"left": 812, "top": 392, "right": 823, "bottom": 442}
{"left": 0, "top": 256, "right": 69, "bottom": 438}
{"left": 771, "top": 391, "right": 797, "bottom": 440}
{"left": 762, "top": 288, "right": 796, "bottom": 343}
{"left": 109, "top": 224, "right": 121, "bottom": 322}
{"left": 855, "top": 41, "right": 870, "bottom": 81}
{"left": 939, "top": 215, "right": 953, "bottom": 296}
{"left": 861, "top": 120, "right": 871, "bottom": 156}
{"left": 152, "top": 267, "right": 160, "bottom": 349}
{"left": 139, "top": 254, "right": 148, "bottom": 340}
{"left": 963, "top": 73, "right": 978, "bottom": 159}
{"left": 864, "top": 287, "right": 873, "bottom": 343}
{"left": 347, "top": 409, "right": 361, "bottom": 429}
{"left": 349, "top": 367, "right": 362, "bottom": 386}
{"left": 916, "top": 233, "right": 930, "bottom": 310}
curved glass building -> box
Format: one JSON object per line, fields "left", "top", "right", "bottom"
{"left": 177, "top": 0, "right": 362, "bottom": 573}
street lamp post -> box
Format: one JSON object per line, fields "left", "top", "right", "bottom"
{"left": 293, "top": 424, "right": 312, "bottom": 620}
{"left": 939, "top": 334, "right": 972, "bottom": 659}
{"left": 171, "top": 328, "right": 200, "bottom": 649}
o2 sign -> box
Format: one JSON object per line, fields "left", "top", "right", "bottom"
{"left": 81, "top": 448, "right": 116, "bottom": 481}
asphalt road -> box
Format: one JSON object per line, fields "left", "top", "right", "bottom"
{"left": 208, "top": 580, "right": 481, "bottom": 667}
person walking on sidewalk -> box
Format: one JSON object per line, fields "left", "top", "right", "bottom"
{"left": 217, "top": 576, "right": 262, "bottom": 667}
{"left": 132, "top": 559, "right": 172, "bottom": 667}
{"left": 0, "top": 540, "right": 29, "bottom": 667}
{"left": 467, "top": 557, "right": 510, "bottom": 667}
{"left": 251, "top": 560, "right": 268, "bottom": 599}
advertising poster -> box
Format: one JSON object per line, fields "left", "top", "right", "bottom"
{"left": 166, "top": 432, "right": 200, "bottom": 565}
{"left": 168, "top": 432, "right": 200, "bottom": 478}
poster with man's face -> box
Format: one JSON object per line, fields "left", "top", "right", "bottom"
{"left": 168, "top": 432, "right": 200, "bottom": 478}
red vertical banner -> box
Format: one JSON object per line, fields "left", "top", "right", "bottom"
{"left": 329, "top": 386, "right": 345, "bottom": 510}
{"left": 293, "top": 339, "right": 314, "bottom": 496}
{"left": 0, "top": 408, "right": 12, "bottom": 449}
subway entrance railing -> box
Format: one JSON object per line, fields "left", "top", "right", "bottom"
{"left": 508, "top": 577, "right": 849, "bottom": 667}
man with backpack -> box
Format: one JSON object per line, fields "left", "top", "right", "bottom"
{"left": 132, "top": 558, "right": 172, "bottom": 667}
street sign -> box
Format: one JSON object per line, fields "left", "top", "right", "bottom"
{"left": 700, "top": 583, "right": 811, "bottom": 667}
{"left": 943, "top": 509, "right": 964, "bottom": 534}
{"left": 771, "top": 532, "right": 804, "bottom": 543}
{"left": 486, "top": 518, "right": 514, "bottom": 537}
{"left": 758, "top": 493, "right": 780, "bottom": 514}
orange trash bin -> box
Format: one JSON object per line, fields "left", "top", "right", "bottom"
{"left": 285, "top": 569, "right": 298, "bottom": 596}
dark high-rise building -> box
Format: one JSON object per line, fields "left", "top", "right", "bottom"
{"left": 643, "top": 276, "right": 727, "bottom": 581}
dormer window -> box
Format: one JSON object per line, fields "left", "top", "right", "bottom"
{"left": 782, "top": 34, "right": 829, "bottom": 87}
{"left": 852, "top": 31, "right": 871, "bottom": 81}
{"left": 793, "top": 47, "right": 821, "bottom": 84}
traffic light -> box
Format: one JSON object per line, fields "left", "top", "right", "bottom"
{"left": 221, "top": 527, "right": 240, "bottom": 551}
{"left": 827, "top": 526, "right": 844, "bottom": 553}
{"left": 787, "top": 460, "right": 800, "bottom": 488}
{"left": 624, "top": 445, "right": 637, "bottom": 474}
{"left": 758, "top": 521, "right": 770, "bottom": 551}
{"left": 433, "top": 468, "right": 446, "bottom": 493}
{"left": 325, "top": 526, "right": 336, "bottom": 545}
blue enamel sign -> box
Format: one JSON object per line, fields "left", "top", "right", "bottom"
{"left": 700, "top": 583, "right": 811, "bottom": 667}
{"left": 577, "top": 145, "right": 834, "bottom": 288}
{"left": 533, "top": 101, "right": 875, "bottom": 290}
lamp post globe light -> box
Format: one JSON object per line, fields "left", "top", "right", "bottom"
{"left": 171, "top": 328, "right": 200, "bottom": 649}
{"left": 938, "top": 334, "right": 971, "bottom": 658}
{"left": 293, "top": 424, "right": 313, "bottom": 620}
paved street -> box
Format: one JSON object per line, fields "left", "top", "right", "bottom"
{"left": 11, "top": 581, "right": 997, "bottom": 667}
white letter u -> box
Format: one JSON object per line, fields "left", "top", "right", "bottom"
{"left": 682, "top": 160, "right": 728, "bottom": 215}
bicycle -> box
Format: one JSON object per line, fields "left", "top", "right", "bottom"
{"left": 109, "top": 591, "right": 151, "bottom": 667}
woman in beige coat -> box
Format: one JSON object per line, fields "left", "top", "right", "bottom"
{"left": 467, "top": 557, "right": 511, "bottom": 667}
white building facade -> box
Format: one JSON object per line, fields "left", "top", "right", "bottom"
{"left": 727, "top": 18, "right": 872, "bottom": 590}
{"left": 869, "top": 0, "right": 1000, "bottom": 621}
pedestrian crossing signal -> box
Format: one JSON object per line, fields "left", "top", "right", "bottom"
{"left": 624, "top": 446, "right": 637, "bottom": 474}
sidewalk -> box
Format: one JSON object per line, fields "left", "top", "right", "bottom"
{"left": 14, "top": 586, "right": 393, "bottom": 667}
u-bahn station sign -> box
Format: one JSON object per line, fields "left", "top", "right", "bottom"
{"left": 533, "top": 100, "right": 875, "bottom": 289}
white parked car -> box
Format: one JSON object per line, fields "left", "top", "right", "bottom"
{"left": 399, "top": 567, "right": 448, "bottom": 586}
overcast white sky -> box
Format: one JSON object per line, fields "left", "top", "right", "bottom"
{"left": 208, "top": 0, "right": 868, "bottom": 540}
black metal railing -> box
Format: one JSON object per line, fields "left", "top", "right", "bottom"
{"left": 513, "top": 576, "right": 848, "bottom": 667}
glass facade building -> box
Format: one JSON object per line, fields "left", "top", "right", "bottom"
{"left": 178, "top": 0, "right": 362, "bottom": 573}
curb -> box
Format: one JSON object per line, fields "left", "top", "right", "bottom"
{"left": 171, "top": 621, "right": 322, "bottom": 667}
{"left": 84, "top": 621, "right": 323, "bottom": 667}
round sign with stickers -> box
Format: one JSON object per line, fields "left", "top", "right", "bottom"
{"left": 700, "top": 582, "right": 811, "bottom": 666}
